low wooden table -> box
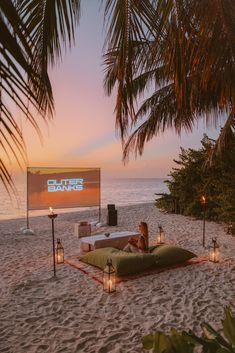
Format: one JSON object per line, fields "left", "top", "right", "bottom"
{"left": 81, "top": 231, "right": 140, "bottom": 251}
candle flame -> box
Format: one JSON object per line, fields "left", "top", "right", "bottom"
{"left": 201, "top": 195, "right": 206, "bottom": 203}
{"left": 49, "top": 207, "right": 54, "bottom": 215}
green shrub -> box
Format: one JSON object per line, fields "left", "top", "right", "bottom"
{"left": 143, "top": 307, "right": 235, "bottom": 353}
{"left": 156, "top": 134, "right": 235, "bottom": 223}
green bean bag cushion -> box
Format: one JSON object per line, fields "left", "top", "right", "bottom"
{"left": 80, "top": 245, "right": 197, "bottom": 276}
{"left": 80, "top": 247, "right": 157, "bottom": 276}
{"left": 150, "top": 244, "right": 196, "bottom": 266}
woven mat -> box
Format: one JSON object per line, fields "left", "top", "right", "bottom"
{"left": 65, "top": 256, "right": 208, "bottom": 285}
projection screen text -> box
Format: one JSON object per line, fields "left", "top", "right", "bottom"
{"left": 27, "top": 167, "right": 100, "bottom": 210}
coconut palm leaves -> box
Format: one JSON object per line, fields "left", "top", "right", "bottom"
{"left": 0, "top": 0, "right": 41, "bottom": 193}
{"left": 17, "top": 0, "right": 80, "bottom": 112}
{"left": 1, "top": 0, "right": 234, "bottom": 192}
{"left": 103, "top": 0, "right": 235, "bottom": 160}
{"left": 103, "top": 0, "right": 156, "bottom": 139}
{"left": 0, "top": 0, "right": 80, "bottom": 193}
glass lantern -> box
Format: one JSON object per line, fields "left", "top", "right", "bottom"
{"left": 227, "top": 221, "right": 233, "bottom": 235}
{"left": 156, "top": 225, "right": 165, "bottom": 244}
{"left": 56, "top": 239, "right": 64, "bottom": 264}
{"left": 103, "top": 259, "right": 116, "bottom": 293}
{"left": 209, "top": 238, "right": 220, "bottom": 263}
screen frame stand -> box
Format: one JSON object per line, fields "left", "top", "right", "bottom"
{"left": 99, "top": 205, "right": 101, "bottom": 223}
{"left": 98, "top": 168, "right": 101, "bottom": 223}
{"left": 21, "top": 168, "right": 35, "bottom": 235}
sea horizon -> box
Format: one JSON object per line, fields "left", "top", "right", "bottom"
{"left": 0, "top": 177, "right": 168, "bottom": 221}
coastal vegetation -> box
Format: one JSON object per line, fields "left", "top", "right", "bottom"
{"left": 156, "top": 134, "right": 235, "bottom": 227}
{"left": 143, "top": 307, "right": 235, "bottom": 353}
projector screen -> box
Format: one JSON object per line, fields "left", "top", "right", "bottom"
{"left": 27, "top": 167, "right": 100, "bottom": 210}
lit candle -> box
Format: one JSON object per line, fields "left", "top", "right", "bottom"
{"left": 157, "top": 225, "right": 165, "bottom": 244}
{"left": 212, "top": 251, "right": 215, "bottom": 262}
{"left": 108, "top": 279, "right": 113, "bottom": 289}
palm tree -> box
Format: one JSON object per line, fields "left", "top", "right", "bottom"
{"left": 1, "top": 0, "right": 234, "bottom": 194}
{"left": 0, "top": 0, "right": 80, "bottom": 193}
{"left": 103, "top": 0, "right": 235, "bottom": 161}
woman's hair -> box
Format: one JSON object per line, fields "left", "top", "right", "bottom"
{"left": 140, "top": 222, "right": 148, "bottom": 247}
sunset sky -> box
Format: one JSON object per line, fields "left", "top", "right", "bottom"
{"left": 19, "top": 0, "right": 222, "bottom": 179}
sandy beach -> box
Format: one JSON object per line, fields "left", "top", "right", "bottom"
{"left": 1, "top": 202, "right": 235, "bottom": 353}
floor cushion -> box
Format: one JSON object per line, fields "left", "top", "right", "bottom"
{"left": 80, "top": 245, "right": 197, "bottom": 276}
{"left": 150, "top": 244, "right": 196, "bottom": 266}
{"left": 79, "top": 247, "right": 156, "bottom": 276}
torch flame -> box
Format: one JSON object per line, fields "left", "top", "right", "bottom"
{"left": 201, "top": 195, "right": 206, "bottom": 203}
{"left": 49, "top": 207, "right": 54, "bottom": 215}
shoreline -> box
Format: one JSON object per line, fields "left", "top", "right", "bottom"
{"left": 0, "top": 201, "right": 156, "bottom": 223}
{"left": 0, "top": 177, "right": 167, "bottom": 223}
{"left": 1, "top": 202, "right": 235, "bottom": 353}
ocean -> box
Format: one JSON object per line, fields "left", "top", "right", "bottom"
{"left": 0, "top": 178, "right": 168, "bottom": 220}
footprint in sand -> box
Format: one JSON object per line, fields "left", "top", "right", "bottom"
{"left": 25, "top": 316, "right": 40, "bottom": 324}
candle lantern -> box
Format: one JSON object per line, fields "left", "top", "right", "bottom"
{"left": 56, "top": 239, "right": 64, "bottom": 264}
{"left": 156, "top": 225, "right": 165, "bottom": 244}
{"left": 209, "top": 238, "right": 220, "bottom": 263}
{"left": 227, "top": 221, "right": 233, "bottom": 235}
{"left": 103, "top": 259, "right": 116, "bottom": 293}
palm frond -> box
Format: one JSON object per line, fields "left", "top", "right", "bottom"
{"left": 103, "top": 0, "right": 235, "bottom": 161}
{"left": 208, "top": 113, "right": 235, "bottom": 165}
{"left": 103, "top": 0, "right": 156, "bottom": 138}
{"left": 0, "top": 158, "right": 18, "bottom": 196}
{"left": 17, "top": 0, "right": 80, "bottom": 116}
{"left": 0, "top": 0, "right": 80, "bottom": 193}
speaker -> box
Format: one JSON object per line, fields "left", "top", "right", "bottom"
{"left": 107, "top": 209, "right": 118, "bottom": 226}
{"left": 107, "top": 204, "right": 116, "bottom": 211}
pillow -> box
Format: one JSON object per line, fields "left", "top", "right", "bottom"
{"left": 111, "top": 251, "right": 156, "bottom": 276}
{"left": 151, "top": 244, "right": 196, "bottom": 267}
{"left": 80, "top": 247, "right": 118, "bottom": 270}
{"left": 79, "top": 247, "right": 156, "bottom": 276}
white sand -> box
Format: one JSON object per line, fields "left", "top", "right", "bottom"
{"left": 0, "top": 203, "right": 235, "bottom": 353}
